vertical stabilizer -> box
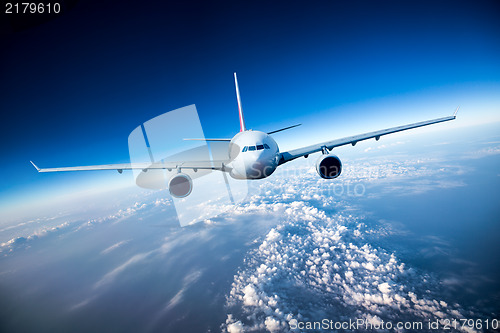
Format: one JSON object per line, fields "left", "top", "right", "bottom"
{"left": 234, "top": 72, "right": 246, "bottom": 132}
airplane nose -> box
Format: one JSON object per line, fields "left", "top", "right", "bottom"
{"left": 250, "top": 152, "right": 277, "bottom": 178}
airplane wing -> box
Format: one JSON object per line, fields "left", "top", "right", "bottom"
{"left": 278, "top": 108, "right": 459, "bottom": 165}
{"left": 30, "top": 160, "right": 229, "bottom": 173}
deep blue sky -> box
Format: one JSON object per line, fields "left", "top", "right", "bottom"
{"left": 1, "top": 0, "right": 499, "bottom": 213}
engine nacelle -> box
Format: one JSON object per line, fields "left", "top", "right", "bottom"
{"left": 316, "top": 154, "right": 342, "bottom": 179}
{"left": 168, "top": 173, "right": 193, "bottom": 198}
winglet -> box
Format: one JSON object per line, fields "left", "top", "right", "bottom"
{"left": 30, "top": 161, "right": 41, "bottom": 172}
{"left": 453, "top": 106, "right": 460, "bottom": 117}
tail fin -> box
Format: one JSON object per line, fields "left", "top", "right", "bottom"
{"left": 234, "top": 72, "right": 246, "bottom": 132}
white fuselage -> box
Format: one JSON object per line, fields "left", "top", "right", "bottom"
{"left": 228, "top": 130, "right": 280, "bottom": 179}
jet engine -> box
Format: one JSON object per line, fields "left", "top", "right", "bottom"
{"left": 316, "top": 154, "right": 342, "bottom": 179}
{"left": 168, "top": 173, "right": 193, "bottom": 198}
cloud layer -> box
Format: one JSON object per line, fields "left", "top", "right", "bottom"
{"left": 223, "top": 197, "right": 478, "bottom": 332}
{"left": 220, "top": 150, "right": 488, "bottom": 332}
{"left": 2, "top": 139, "right": 499, "bottom": 333}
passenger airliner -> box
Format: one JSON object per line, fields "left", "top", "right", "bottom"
{"left": 31, "top": 73, "right": 458, "bottom": 198}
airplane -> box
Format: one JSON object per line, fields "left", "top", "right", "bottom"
{"left": 31, "top": 73, "right": 459, "bottom": 198}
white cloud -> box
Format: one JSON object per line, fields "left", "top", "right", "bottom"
{"left": 145, "top": 269, "right": 205, "bottom": 330}
{"left": 221, "top": 165, "right": 478, "bottom": 332}
{"left": 100, "top": 240, "right": 129, "bottom": 255}
{"left": 226, "top": 315, "right": 244, "bottom": 333}
{"left": 464, "top": 145, "right": 500, "bottom": 159}
{"left": 378, "top": 282, "right": 391, "bottom": 294}
{"left": 265, "top": 316, "right": 282, "bottom": 332}
{"left": 162, "top": 288, "right": 185, "bottom": 313}
{"left": 94, "top": 251, "right": 152, "bottom": 289}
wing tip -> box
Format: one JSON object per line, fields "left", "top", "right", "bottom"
{"left": 30, "top": 160, "right": 40, "bottom": 172}
{"left": 453, "top": 106, "right": 460, "bottom": 117}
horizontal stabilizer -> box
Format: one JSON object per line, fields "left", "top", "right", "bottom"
{"left": 268, "top": 124, "right": 302, "bottom": 135}
{"left": 183, "top": 138, "right": 231, "bottom": 141}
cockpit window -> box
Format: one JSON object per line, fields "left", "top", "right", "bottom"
{"left": 242, "top": 144, "right": 271, "bottom": 152}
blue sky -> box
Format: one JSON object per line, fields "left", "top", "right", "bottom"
{"left": 1, "top": 0, "right": 499, "bottom": 217}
